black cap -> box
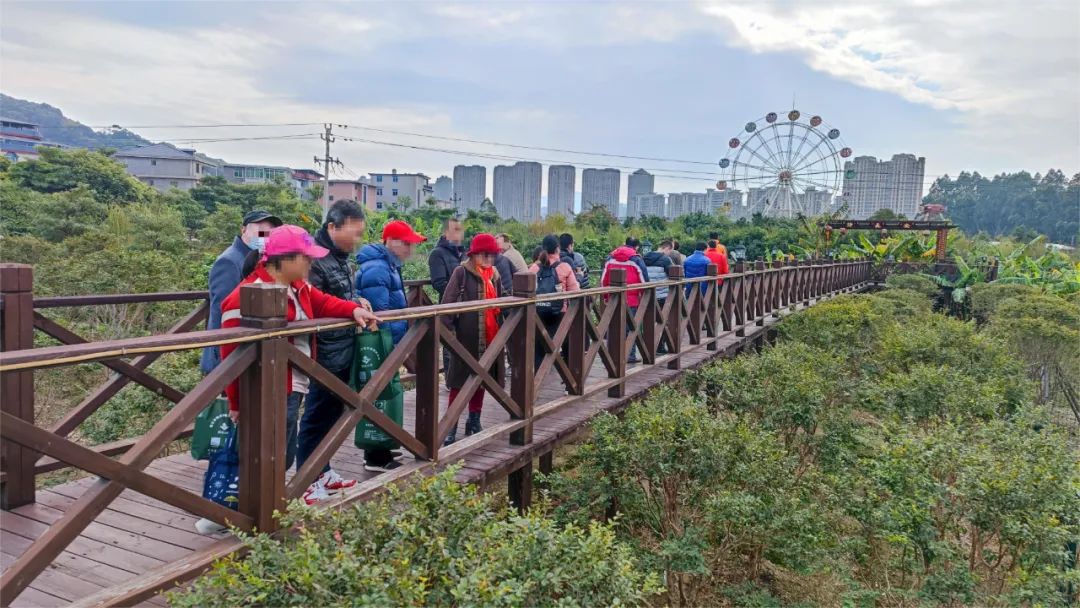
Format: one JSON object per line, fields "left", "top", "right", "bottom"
{"left": 242, "top": 210, "right": 283, "bottom": 227}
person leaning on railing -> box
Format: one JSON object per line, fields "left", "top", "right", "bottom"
{"left": 194, "top": 225, "right": 379, "bottom": 535}
{"left": 355, "top": 219, "right": 426, "bottom": 473}
{"left": 440, "top": 233, "right": 506, "bottom": 444}
{"left": 296, "top": 200, "right": 371, "bottom": 505}
{"left": 601, "top": 237, "right": 649, "bottom": 365}
{"left": 199, "top": 210, "right": 283, "bottom": 375}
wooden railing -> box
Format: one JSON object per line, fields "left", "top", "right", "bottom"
{"left": 0, "top": 258, "right": 872, "bottom": 603}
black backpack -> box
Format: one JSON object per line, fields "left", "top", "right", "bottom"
{"left": 535, "top": 261, "right": 563, "bottom": 320}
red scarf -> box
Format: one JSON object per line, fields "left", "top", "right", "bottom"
{"left": 477, "top": 265, "right": 500, "bottom": 345}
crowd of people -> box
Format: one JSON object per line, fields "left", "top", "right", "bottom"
{"left": 194, "top": 199, "right": 730, "bottom": 534}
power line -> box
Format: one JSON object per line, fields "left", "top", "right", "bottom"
{"left": 51, "top": 122, "right": 324, "bottom": 130}
{"left": 334, "top": 123, "right": 719, "bottom": 166}
{"left": 169, "top": 133, "right": 320, "bottom": 144}
{"left": 336, "top": 135, "right": 724, "bottom": 182}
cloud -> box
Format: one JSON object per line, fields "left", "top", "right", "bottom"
{"left": 0, "top": 0, "right": 1075, "bottom": 194}
{"left": 697, "top": 0, "right": 1078, "bottom": 122}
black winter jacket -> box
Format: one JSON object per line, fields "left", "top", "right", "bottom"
{"left": 308, "top": 227, "right": 357, "bottom": 372}
{"left": 428, "top": 236, "right": 464, "bottom": 301}
{"left": 494, "top": 254, "right": 515, "bottom": 294}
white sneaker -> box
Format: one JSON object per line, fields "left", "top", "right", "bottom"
{"left": 303, "top": 479, "right": 331, "bottom": 505}
{"left": 320, "top": 468, "right": 356, "bottom": 494}
{"left": 195, "top": 518, "right": 226, "bottom": 535}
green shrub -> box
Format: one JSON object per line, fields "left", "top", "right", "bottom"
{"left": 969, "top": 282, "right": 1041, "bottom": 323}
{"left": 172, "top": 469, "right": 660, "bottom": 608}
{"left": 546, "top": 388, "right": 840, "bottom": 606}
{"left": 778, "top": 295, "right": 898, "bottom": 363}
{"left": 869, "top": 288, "right": 933, "bottom": 316}
{"left": 849, "top": 412, "right": 1078, "bottom": 605}
{"left": 885, "top": 273, "right": 940, "bottom": 298}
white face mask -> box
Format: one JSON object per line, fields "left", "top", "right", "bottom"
{"left": 250, "top": 236, "right": 267, "bottom": 253}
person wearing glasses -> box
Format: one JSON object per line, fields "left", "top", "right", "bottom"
{"left": 200, "top": 209, "right": 282, "bottom": 375}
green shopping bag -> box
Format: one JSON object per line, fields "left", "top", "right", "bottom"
{"left": 351, "top": 328, "right": 404, "bottom": 450}
{"left": 191, "top": 398, "right": 234, "bottom": 461}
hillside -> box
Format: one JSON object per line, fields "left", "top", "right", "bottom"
{"left": 0, "top": 93, "right": 151, "bottom": 150}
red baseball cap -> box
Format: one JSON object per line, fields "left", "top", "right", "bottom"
{"left": 262, "top": 225, "right": 329, "bottom": 261}
{"left": 382, "top": 220, "right": 427, "bottom": 244}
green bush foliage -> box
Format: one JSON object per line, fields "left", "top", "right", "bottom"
{"left": 885, "top": 273, "right": 941, "bottom": 298}
{"left": 969, "top": 282, "right": 1042, "bottom": 323}
{"left": 548, "top": 294, "right": 1079, "bottom": 606}
{"left": 172, "top": 470, "right": 660, "bottom": 607}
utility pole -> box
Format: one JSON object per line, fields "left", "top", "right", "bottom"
{"left": 314, "top": 123, "right": 342, "bottom": 220}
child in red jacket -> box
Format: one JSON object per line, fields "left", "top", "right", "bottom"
{"left": 197, "top": 225, "right": 377, "bottom": 534}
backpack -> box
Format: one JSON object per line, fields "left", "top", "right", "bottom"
{"left": 535, "top": 261, "right": 564, "bottom": 320}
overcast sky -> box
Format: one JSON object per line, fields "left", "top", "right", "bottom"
{"left": 2, "top": 1, "right": 1077, "bottom": 201}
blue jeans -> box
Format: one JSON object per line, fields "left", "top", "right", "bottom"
{"left": 627, "top": 306, "right": 639, "bottom": 361}
{"left": 296, "top": 367, "right": 350, "bottom": 474}
{"left": 285, "top": 391, "right": 303, "bottom": 471}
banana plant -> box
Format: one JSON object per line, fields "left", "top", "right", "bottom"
{"left": 926, "top": 254, "right": 986, "bottom": 305}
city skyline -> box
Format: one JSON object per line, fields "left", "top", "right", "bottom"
{"left": 1, "top": 2, "right": 1074, "bottom": 202}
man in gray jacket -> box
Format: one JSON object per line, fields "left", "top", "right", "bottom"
{"left": 199, "top": 209, "right": 281, "bottom": 374}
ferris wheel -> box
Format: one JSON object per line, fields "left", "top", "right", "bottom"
{"left": 716, "top": 110, "right": 852, "bottom": 218}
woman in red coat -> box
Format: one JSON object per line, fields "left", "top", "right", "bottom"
{"left": 197, "top": 225, "right": 377, "bottom": 534}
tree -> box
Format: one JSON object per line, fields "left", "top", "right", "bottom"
{"left": 868, "top": 207, "right": 905, "bottom": 220}
{"left": 395, "top": 195, "right": 413, "bottom": 212}
{"left": 575, "top": 205, "right": 618, "bottom": 233}
{"left": 7, "top": 147, "right": 153, "bottom": 205}
{"left": 424, "top": 195, "right": 438, "bottom": 207}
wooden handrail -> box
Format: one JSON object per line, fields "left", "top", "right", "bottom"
{"left": 0, "top": 259, "right": 875, "bottom": 605}
{"left": 0, "top": 271, "right": 798, "bottom": 372}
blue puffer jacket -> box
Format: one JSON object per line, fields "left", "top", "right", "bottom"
{"left": 683, "top": 250, "right": 711, "bottom": 296}
{"left": 355, "top": 244, "right": 408, "bottom": 344}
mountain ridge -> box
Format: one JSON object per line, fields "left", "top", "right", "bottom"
{"left": 0, "top": 93, "right": 151, "bottom": 150}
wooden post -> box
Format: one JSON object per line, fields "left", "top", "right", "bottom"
{"left": 567, "top": 294, "right": 587, "bottom": 396}
{"left": 509, "top": 272, "right": 536, "bottom": 447}
{"left": 606, "top": 268, "right": 627, "bottom": 397}
{"left": 1, "top": 264, "right": 35, "bottom": 508}
{"left": 754, "top": 260, "right": 766, "bottom": 326}
{"left": 414, "top": 317, "right": 440, "bottom": 461}
{"left": 665, "top": 266, "right": 683, "bottom": 370}
{"left": 772, "top": 260, "right": 784, "bottom": 317}
{"left": 705, "top": 264, "right": 719, "bottom": 350}
{"left": 733, "top": 261, "right": 746, "bottom": 337}
{"left": 237, "top": 283, "right": 288, "bottom": 532}
{"left": 508, "top": 460, "right": 533, "bottom": 513}
{"left": 688, "top": 265, "right": 709, "bottom": 346}
{"left": 539, "top": 451, "right": 554, "bottom": 475}
{"left": 640, "top": 280, "right": 658, "bottom": 364}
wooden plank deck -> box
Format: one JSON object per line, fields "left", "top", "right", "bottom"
{"left": 0, "top": 300, "right": 818, "bottom": 607}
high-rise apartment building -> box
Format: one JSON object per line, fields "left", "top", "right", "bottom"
{"left": 433, "top": 175, "right": 452, "bottom": 202}
{"left": 706, "top": 188, "right": 742, "bottom": 215}
{"left": 626, "top": 169, "right": 654, "bottom": 213}
{"left": 581, "top": 168, "right": 621, "bottom": 216}
{"left": 547, "top": 165, "right": 576, "bottom": 217}
{"left": 493, "top": 161, "right": 542, "bottom": 222}
{"left": 630, "top": 193, "right": 666, "bottom": 218}
{"left": 799, "top": 187, "right": 833, "bottom": 216}
{"left": 842, "top": 154, "right": 926, "bottom": 219}
{"left": 452, "top": 165, "right": 487, "bottom": 212}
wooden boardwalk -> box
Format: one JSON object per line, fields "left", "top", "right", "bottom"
{"left": 2, "top": 324, "right": 764, "bottom": 608}
{"left": 0, "top": 259, "right": 872, "bottom": 607}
